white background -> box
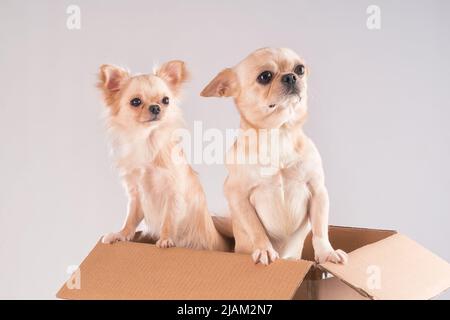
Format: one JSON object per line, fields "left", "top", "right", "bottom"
{"left": 0, "top": 0, "right": 449, "bottom": 299}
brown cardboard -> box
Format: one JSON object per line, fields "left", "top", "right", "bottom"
{"left": 294, "top": 278, "right": 371, "bottom": 300}
{"left": 319, "top": 233, "right": 450, "bottom": 300}
{"left": 302, "top": 226, "right": 397, "bottom": 261}
{"left": 57, "top": 240, "right": 312, "bottom": 300}
{"left": 57, "top": 225, "right": 450, "bottom": 300}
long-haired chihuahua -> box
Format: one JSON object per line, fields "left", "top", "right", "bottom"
{"left": 98, "top": 60, "right": 229, "bottom": 251}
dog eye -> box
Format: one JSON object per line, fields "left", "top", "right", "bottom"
{"left": 162, "top": 97, "right": 170, "bottom": 105}
{"left": 257, "top": 71, "right": 273, "bottom": 85}
{"left": 294, "top": 64, "right": 305, "bottom": 76}
{"left": 130, "top": 98, "right": 142, "bottom": 107}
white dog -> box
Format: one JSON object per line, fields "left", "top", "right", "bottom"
{"left": 201, "top": 48, "right": 348, "bottom": 265}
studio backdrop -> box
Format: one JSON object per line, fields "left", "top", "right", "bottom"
{"left": 0, "top": 0, "right": 449, "bottom": 299}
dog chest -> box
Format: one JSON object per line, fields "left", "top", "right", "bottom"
{"left": 250, "top": 168, "right": 311, "bottom": 239}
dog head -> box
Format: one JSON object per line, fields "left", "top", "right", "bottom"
{"left": 98, "top": 60, "right": 189, "bottom": 132}
{"left": 201, "top": 48, "right": 308, "bottom": 129}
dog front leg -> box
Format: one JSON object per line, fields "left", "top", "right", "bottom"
{"left": 228, "top": 191, "right": 279, "bottom": 265}
{"left": 308, "top": 180, "right": 348, "bottom": 264}
{"left": 156, "top": 193, "right": 181, "bottom": 248}
{"left": 102, "top": 185, "right": 143, "bottom": 244}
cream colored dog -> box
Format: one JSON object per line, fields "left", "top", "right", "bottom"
{"left": 201, "top": 48, "right": 348, "bottom": 264}
{"left": 98, "top": 60, "right": 229, "bottom": 251}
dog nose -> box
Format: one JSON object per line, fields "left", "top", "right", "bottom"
{"left": 281, "top": 73, "right": 297, "bottom": 86}
{"left": 149, "top": 105, "right": 161, "bottom": 115}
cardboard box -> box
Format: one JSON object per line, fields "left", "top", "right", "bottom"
{"left": 57, "top": 226, "right": 450, "bottom": 300}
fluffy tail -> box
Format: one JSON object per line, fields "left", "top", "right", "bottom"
{"left": 212, "top": 215, "right": 234, "bottom": 238}
{"left": 208, "top": 214, "right": 233, "bottom": 252}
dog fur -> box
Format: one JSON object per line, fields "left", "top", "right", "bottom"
{"left": 98, "top": 61, "right": 229, "bottom": 251}
{"left": 201, "top": 48, "right": 348, "bottom": 264}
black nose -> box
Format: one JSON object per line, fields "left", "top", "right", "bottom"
{"left": 281, "top": 73, "right": 297, "bottom": 86}
{"left": 149, "top": 105, "right": 160, "bottom": 115}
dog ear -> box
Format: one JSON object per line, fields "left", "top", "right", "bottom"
{"left": 97, "top": 65, "right": 129, "bottom": 109}
{"left": 155, "top": 60, "right": 189, "bottom": 96}
{"left": 98, "top": 64, "right": 129, "bottom": 92}
{"left": 200, "top": 68, "right": 239, "bottom": 98}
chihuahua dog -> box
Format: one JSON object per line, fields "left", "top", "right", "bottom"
{"left": 201, "top": 48, "right": 348, "bottom": 265}
{"left": 98, "top": 60, "right": 229, "bottom": 251}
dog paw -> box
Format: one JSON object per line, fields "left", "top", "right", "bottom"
{"left": 102, "top": 230, "right": 135, "bottom": 244}
{"left": 102, "top": 232, "right": 126, "bottom": 244}
{"left": 313, "top": 237, "right": 348, "bottom": 264}
{"left": 315, "top": 248, "right": 348, "bottom": 264}
{"left": 252, "top": 247, "right": 279, "bottom": 265}
{"left": 156, "top": 238, "right": 175, "bottom": 248}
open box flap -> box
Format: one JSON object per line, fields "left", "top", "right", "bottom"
{"left": 319, "top": 233, "right": 450, "bottom": 300}
{"left": 57, "top": 239, "right": 313, "bottom": 300}
{"left": 302, "top": 225, "right": 397, "bottom": 261}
